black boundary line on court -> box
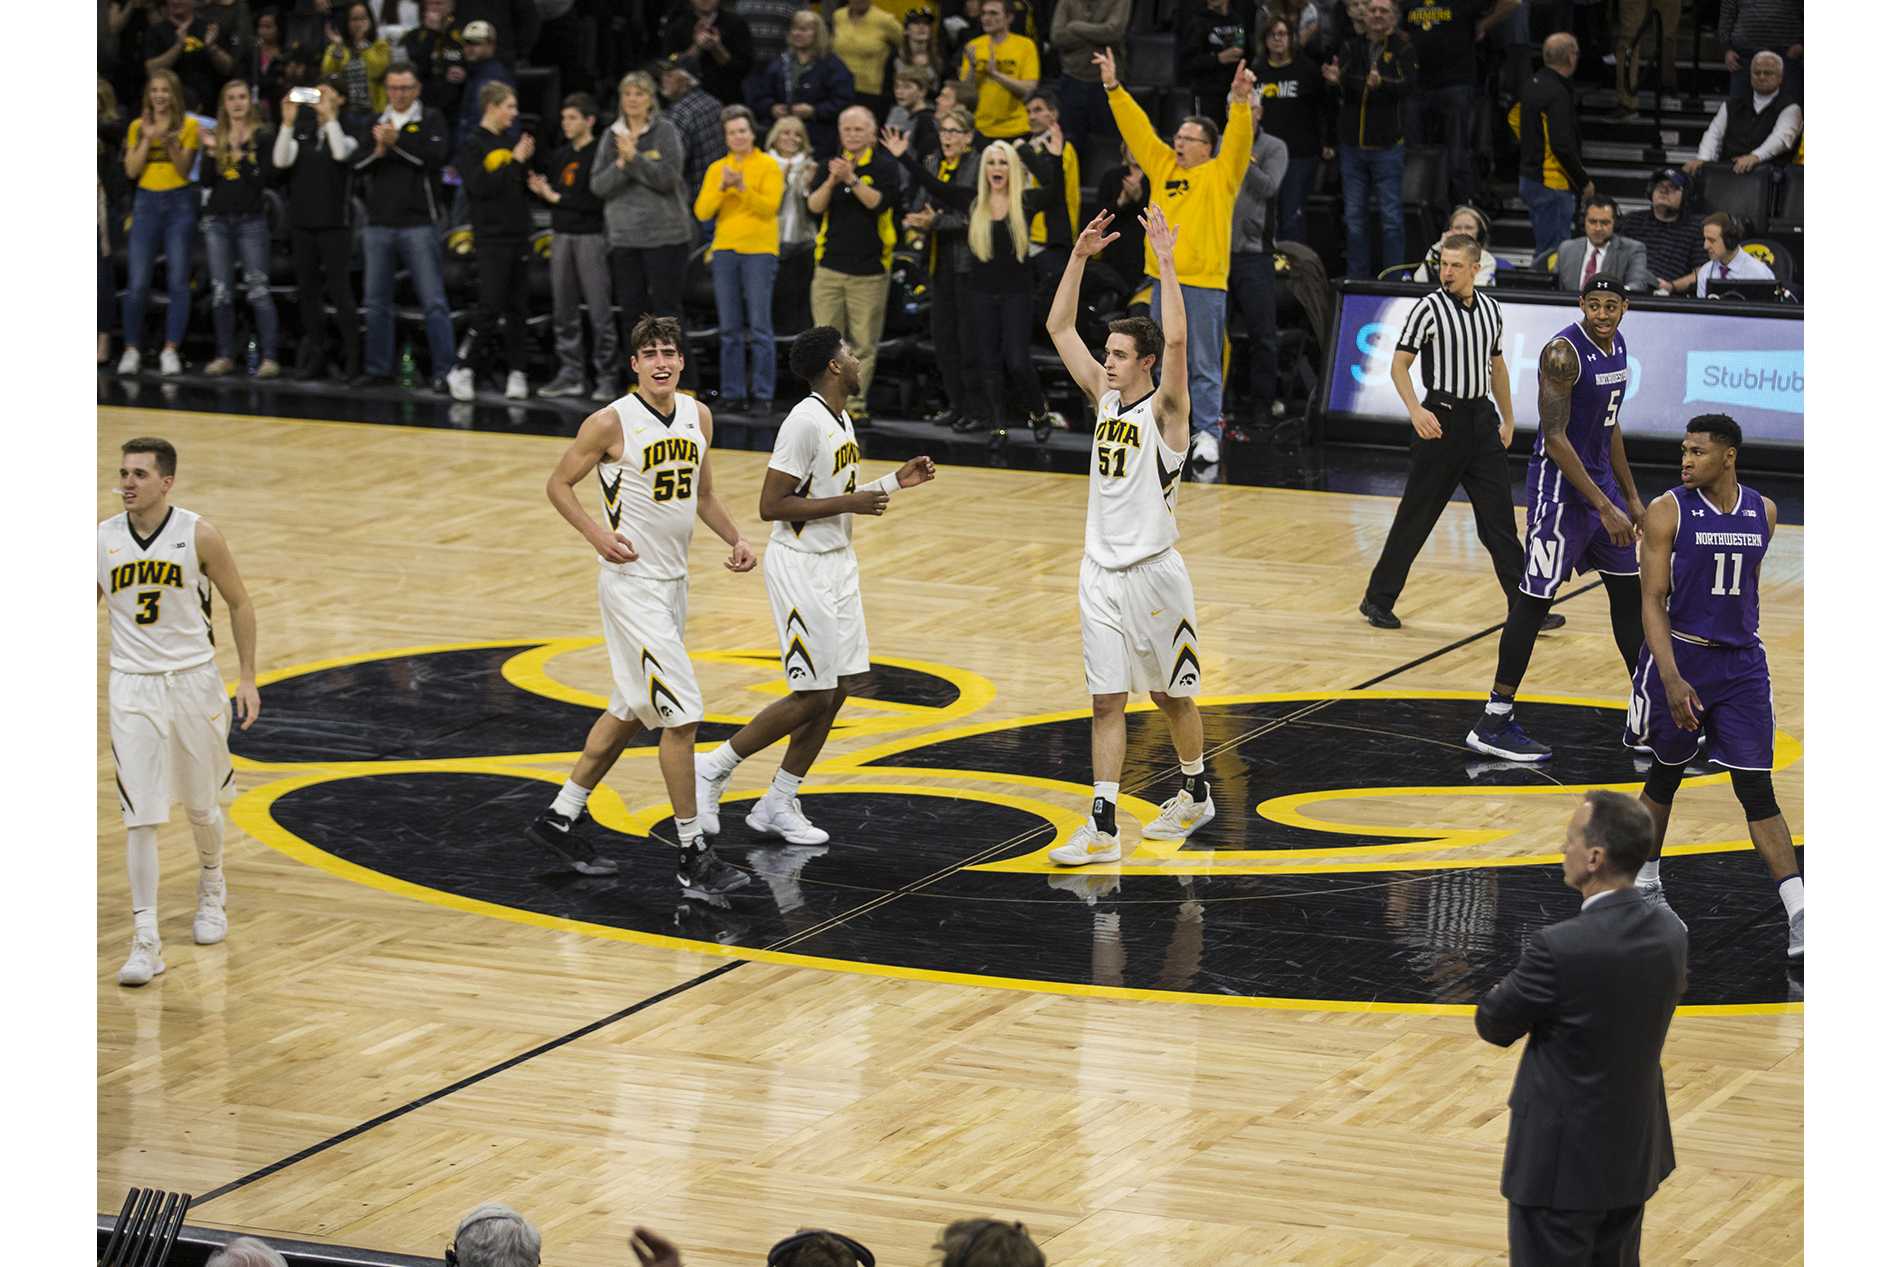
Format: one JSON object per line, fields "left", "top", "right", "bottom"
{"left": 184, "top": 579, "right": 1609, "bottom": 1212}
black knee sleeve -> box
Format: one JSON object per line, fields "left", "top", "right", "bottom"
{"left": 1729, "top": 769, "right": 1781, "bottom": 822}
{"left": 1642, "top": 760, "right": 1687, "bottom": 806}
{"left": 1603, "top": 572, "right": 1645, "bottom": 675}
{"left": 1494, "top": 593, "right": 1553, "bottom": 690}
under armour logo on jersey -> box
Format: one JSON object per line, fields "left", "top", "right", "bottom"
{"left": 1691, "top": 509, "right": 1706, "bottom": 517}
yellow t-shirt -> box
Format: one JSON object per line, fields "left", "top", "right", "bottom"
{"left": 962, "top": 32, "right": 1038, "bottom": 139}
{"left": 126, "top": 115, "right": 200, "bottom": 192}
{"left": 833, "top": 8, "right": 905, "bottom": 98}
{"left": 693, "top": 149, "right": 787, "bottom": 255}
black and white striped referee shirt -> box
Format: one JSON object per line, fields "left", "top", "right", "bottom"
{"left": 1394, "top": 287, "right": 1506, "bottom": 401}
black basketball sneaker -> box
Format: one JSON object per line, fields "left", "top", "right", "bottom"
{"left": 677, "top": 844, "right": 752, "bottom": 900}
{"left": 527, "top": 807, "right": 620, "bottom": 875}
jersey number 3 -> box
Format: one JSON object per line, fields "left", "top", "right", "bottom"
{"left": 134, "top": 589, "right": 162, "bottom": 625}
{"left": 652, "top": 468, "right": 695, "bottom": 502}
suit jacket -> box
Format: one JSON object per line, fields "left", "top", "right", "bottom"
{"left": 1555, "top": 234, "right": 1653, "bottom": 292}
{"left": 1476, "top": 886, "right": 1688, "bottom": 1210}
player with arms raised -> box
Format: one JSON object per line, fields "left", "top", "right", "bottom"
{"left": 99, "top": 437, "right": 262, "bottom": 986}
{"left": 1627, "top": 414, "right": 1802, "bottom": 959}
{"left": 1467, "top": 276, "right": 1647, "bottom": 761}
{"left": 1044, "top": 206, "right": 1214, "bottom": 865}
{"left": 528, "top": 315, "right": 758, "bottom": 900}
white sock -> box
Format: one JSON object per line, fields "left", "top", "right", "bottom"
{"left": 675, "top": 817, "right": 704, "bottom": 851}
{"left": 706, "top": 741, "right": 742, "bottom": 778}
{"left": 188, "top": 806, "right": 225, "bottom": 871}
{"left": 1638, "top": 860, "right": 1660, "bottom": 885}
{"left": 1484, "top": 698, "right": 1514, "bottom": 716}
{"left": 1779, "top": 875, "right": 1805, "bottom": 918}
{"left": 1093, "top": 781, "right": 1119, "bottom": 803}
{"left": 771, "top": 768, "right": 803, "bottom": 799}
{"left": 1180, "top": 756, "right": 1205, "bottom": 777}
{"left": 552, "top": 779, "right": 590, "bottom": 819}
{"left": 127, "top": 826, "right": 160, "bottom": 936}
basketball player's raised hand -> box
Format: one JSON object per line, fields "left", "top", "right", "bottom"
{"left": 1071, "top": 208, "right": 1121, "bottom": 259}
{"left": 896, "top": 456, "right": 936, "bottom": 487}
{"left": 594, "top": 529, "right": 640, "bottom": 564}
{"left": 1664, "top": 674, "right": 1704, "bottom": 732}
{"left": 1141, "top": 204, "right": 1178, "bottom": 259}
{"left": 725, "top": 538, "right": 757, "bottom": 572}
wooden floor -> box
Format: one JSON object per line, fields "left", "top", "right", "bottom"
{"left": 97, "top": 407, "right": 1804, "bottom": 1266}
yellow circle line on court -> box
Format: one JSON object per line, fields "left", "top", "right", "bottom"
{"left": 229, "top": 765, "right": 1797, "bottom": 1018}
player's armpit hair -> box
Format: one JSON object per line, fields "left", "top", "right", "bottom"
{"left": 1729, "top": 769, "right": 1781, "bottom": 822}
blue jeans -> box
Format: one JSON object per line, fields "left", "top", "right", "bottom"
{"left": 1518, "top": 178, "right": 1577, "bottom": 259}
{"left": 1339, "top": 145, "right": 1406, "bottom": 278}
{"left": 202, "top": 212, "right": 279, "bottom": 362}
{"left": 711, "top": 249, "right": 779, "bottom": 403}
{"left": 362, "top": 223, "right": 456, "bottom": 378}
{"left": 1152, "top": 280, "right": 1227, "bottom": 437}
{"left": 1277, "top": 155, "right": 1319, "bottom": 245}
{"left": 122, "top": 185, "right": 197, "bottom": 349}
{"left": 1405, "top": 82, "right": 1475, "bottom": 205}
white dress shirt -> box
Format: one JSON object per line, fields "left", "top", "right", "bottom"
{"left": 1695, "top": 247, "right": 1775, "bottom": 296}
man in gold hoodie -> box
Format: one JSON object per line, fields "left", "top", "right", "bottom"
{"left": 1096, "top": 49, "right": 1255, "bottom": 472}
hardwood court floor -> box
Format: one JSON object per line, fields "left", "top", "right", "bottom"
{"left": 98, "top": 407, "right": 1804, "bottom": 1265}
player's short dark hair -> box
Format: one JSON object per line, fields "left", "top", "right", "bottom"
{"left": 121, "top": 436, "right": 177, "bottom": 477}
{"left": 1687, "top": 413, "right": 1743, "bottom": 451}
{"left": 628, "top": 314, "right": 683, "bottom": 356}
{"left": 1106, "top": 317, "right": 1162, "bottom": 364}
{"left": 1579, "top": 791, "right": 1653, "bottom": 878}
{"left": 561, "top": 91, "right": 597, "bottom": 118}
{"left": 790, "top": 327, "right": 845, "bottom": 385}
{"left": 769, "top": 1232, "right": 861, "bottom": 1267}
{"left": 1440, "top": 233, "right": 1480, "bottom": 261}
{"left": 933, "top": 1219, "right": 1045, "bottom": 1267}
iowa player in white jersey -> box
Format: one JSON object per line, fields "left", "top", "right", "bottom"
{"left": 694, "top": 327, "right": 936, "bottom": 844}
{"left": 98, "top": 438, "right": 262, "bottom": 986}
{"left": 1044, "top": 207, "right": 1213, "bottom": 865}
{"left": 530, "top": 315, "right": 758, "bottom": 899}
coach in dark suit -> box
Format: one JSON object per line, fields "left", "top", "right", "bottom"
{"left": 1477, "top": 790, "right": 1689, "bottom": 1266}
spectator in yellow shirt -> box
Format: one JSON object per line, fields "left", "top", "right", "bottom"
{"left": 1099, "top": 48, "right": 1256, "bottom": 471}
{"left": 833, "top": 0, "right": 906, "bottom": 113}
{"left": 322, "top": 3, "right": 393, "bottom": 115}
{"left": 118, "top": 69, "right": 201, "bottom": 376}
{"left": 695, "top": 105, "right": 788, "bottom": 414}
{"left": 959, "top": 0, "right": 1038, "bottom": 142}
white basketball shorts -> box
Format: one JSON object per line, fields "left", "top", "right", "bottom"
{"left": 764, "top": 544, "right": 870, "bottom": 692}
{"left": 599, "top": 568, "right": 703, "bottom": 729}
{"left": 109, "top": 661, "right": 236, "bottom": 828}
{"left": 1079, "top": 550, "right": 1203, "bottom": 697}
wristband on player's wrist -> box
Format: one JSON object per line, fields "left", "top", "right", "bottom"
{"left": 870, "top": 472, "right": 902, "bottom": 496}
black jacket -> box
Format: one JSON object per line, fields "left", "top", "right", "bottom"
{"left": 203, "top": 127, "right": 275, "bottom": 216}
{"left": 1334, "top": 31, "right": 1416, "bottom": 149}
{"left": 458, "top": 125, "right": 533, "bottom": 240}
{"left": 1254, "top": 54, "right": 1333, "bottom": 158}
{"left": 354, "top": 107, "right": 451, "bottom": 228}
{"left": 1179, "top": 4, "right": 1254, "bottom": 112}
{"left": 544, "top": 137, "right": 606, "bottom": 235}
{"left": 1476, "top": 887, "right": 1687, "bottom": 1211}
{"left": 1518, "top": 66, "right": 1589, "bottom": 192}
{"left": 278, "top": 113, "right": 359, "bottom": 230}
{"left": 1719, "top": 85, "right": 1799, "bottom": 162}
{"left": 662, "top": 9, "right": 757, "bottom": 107}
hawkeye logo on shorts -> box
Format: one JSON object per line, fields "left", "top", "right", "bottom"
{"left": 109, "top": 560, "right": 186, "bottom": 593}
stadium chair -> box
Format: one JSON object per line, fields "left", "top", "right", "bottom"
{"left": 1378, "top": 263, "right": 1424, "bottom": 281}
{"left": 1401, "top": 146, "right": 1448, "bottom": 264}
{"left": 1531, "top": 245, "right": 1558, "bottom": 273}
{"left": 1739, "top": 238, "right": 1794, "bottom": 285}
{"left": 1695, "top": 167, "right": 1774, "bottom": 236}
{"left": 1768, "top": 165, "right": 1803, "bottom": 236}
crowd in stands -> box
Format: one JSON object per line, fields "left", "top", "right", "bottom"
{"left": 98, "top": 1, "right": 1804, "bottom": 467}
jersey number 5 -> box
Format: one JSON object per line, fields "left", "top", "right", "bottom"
{"left": 1603, "top": 387, "right": 1622, "bottom": 428}
{"left": 652, "top": 468, "right": 695, "bottom": 502}
{"left": 134, "top": 589, "right": 161, "bottom": 625}
{"left": 1096, "top": 445, "right": 1128, "bottom": 478}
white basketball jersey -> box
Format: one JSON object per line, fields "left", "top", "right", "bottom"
{"left": 1085, "top": 388, "right": 1186, "bottom": 569}
{"left": 99, "top": 505, "right": 216, "bottom": 673}
{"left": 768, "top": 393, "right": 860, "bottom": 554}
{"left": 597, "top": 391, "right": 705, "bottom": 580}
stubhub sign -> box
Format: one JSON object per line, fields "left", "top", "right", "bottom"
{"left": 1325, "top": 289, "right": 1804, "bottom": 446}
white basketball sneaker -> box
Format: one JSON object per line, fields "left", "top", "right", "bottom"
{"left": 1635, "top": 877, "right": 1686, "bottom": 933}
{"left": 1787, "top": 907, "right": 1804, "bottom": 961}
{"left": 118, "top": 933, "right": 166, "bottom": 987}
{"left": 695, "top": 753, "right": 732, "bottom": 837}
{"left": 746, "top": 794, "right": 830, "bottom": 845}
{"left": 1142, "top": 789, "right": 1215, "bottom": 840}
{"left": 1050, "top": 821, "right": 1122, "bottom": 866}
{"left": 193, "top": 869, "right": 229, "bottom": 945}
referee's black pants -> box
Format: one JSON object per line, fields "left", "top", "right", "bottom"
{"left": 1365, "top": 394, "right": 1523, "bottom": 613}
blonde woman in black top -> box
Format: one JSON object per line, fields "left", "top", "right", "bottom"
{"left": 201, "top": 80, "right": 281, "bottom": 377}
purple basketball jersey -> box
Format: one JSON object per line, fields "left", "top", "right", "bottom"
{"left": 1529, "top": 321, "right": 1627, "bottom": 497}
{"left": 1667, "top": 483, "right": 1767, "bottom": 647}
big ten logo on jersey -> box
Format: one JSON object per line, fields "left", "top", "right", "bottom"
{"left": 832, "top": 439, "right": 862, "bottom": 480}
{"left": 1094, "top": 415, "right": 1140, "bottom": 478}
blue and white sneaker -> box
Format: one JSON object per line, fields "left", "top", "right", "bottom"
{"left": 1464, "top": 713, "right": 1553, "bottom": 762}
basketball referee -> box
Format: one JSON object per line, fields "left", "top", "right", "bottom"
{"left": 1361, "top": 235, "right": 1558, "bottom": 631}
